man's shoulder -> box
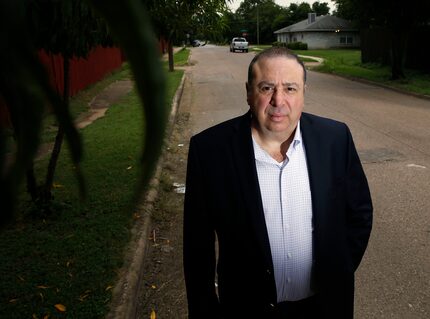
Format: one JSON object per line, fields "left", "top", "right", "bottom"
{"left": 301, "top": 112, "right": 349, "bottom": 135}
{"left": 192, "top": 112, "right": 250, "bottom": 143}
{"left": 301, "top": 112, "right": 346, "bottom": 128}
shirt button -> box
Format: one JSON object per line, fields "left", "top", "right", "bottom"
{"left": 287, "top": 253, "right": 292, "bottom": 258}
{"left": 287, "top": 277, "right": 291, "bottom": 283}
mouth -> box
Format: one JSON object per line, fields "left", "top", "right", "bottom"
{"left": 269, "top": 114, "right": 285, "bottom": 122}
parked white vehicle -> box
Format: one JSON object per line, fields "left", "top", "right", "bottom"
{"left": 230, "top": 37, "right": 248, "bottom": 53}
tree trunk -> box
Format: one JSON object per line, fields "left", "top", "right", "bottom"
{"left": 390, "top": 30, "right": 407, "bottom": 80}
{"left": 42, "top": 56, "right": 70, "bottom": 202}
{"left": 26, "top": 165, "right": 38, "bottom": 201}
{"left": 168, "top": 39, "right": 174, "bottom": 72}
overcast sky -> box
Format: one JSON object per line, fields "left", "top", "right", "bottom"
{"left": 228, "top": 0, "right": 336, "bottom": 12}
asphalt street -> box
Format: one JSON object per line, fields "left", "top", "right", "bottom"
{"left": 182, "top": 45, "right": 430, "bottom": 318}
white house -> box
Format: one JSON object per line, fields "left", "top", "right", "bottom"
{"left": 274, "top": 13, "right": 360, "bottom": 49}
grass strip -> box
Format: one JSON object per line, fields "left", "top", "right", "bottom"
{"left": 172, "top": 47, "right": 190, "bottom": 66}
{"left": 0, "top": 51, "right": 186, "bottom": 318}
{"left": 294, "top": 49, "right": 430, "bottom": 96}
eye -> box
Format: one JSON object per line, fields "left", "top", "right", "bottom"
{"left": 286, "top": 86, "right": 298, "bottom": 93}
{"left": 260, "top": 86, "right": 274, "bottom": 94}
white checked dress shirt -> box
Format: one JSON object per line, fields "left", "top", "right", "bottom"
{"left": 252, "top": 121, "right": 314, "bottom": 302}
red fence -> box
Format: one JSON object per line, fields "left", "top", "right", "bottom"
{"left": 1, "top": 38, "right": 169, "bottom": 128}
{"left": 38, "top": 46, "right": 124, "bottom": 97}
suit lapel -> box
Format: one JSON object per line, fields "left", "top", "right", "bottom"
{"left": 231, "top": 112, "right": 274, "bottom": 271}
{"left": 300, "top": 113, "right": 325, "bottom": 250}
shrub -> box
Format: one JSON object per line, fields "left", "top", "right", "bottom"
{"left": 272, "top": 41, "right": 287, "bottom": 47}
{"left": 287, "top": 42, "right": 308, "bottom": 50}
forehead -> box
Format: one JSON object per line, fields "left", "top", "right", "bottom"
{"left": 252, "top": 56, "right": 304, "bottom": 84}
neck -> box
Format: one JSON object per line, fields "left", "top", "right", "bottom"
{"left": 251, "top": 122, "right": 297, "bottom": 162}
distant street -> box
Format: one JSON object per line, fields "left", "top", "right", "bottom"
{"left": 182, "top": 45, "right": 430, "bottom": 318}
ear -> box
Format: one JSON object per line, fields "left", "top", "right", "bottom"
{"left": 246, "top": 82, "right": 252, "bottom": 106}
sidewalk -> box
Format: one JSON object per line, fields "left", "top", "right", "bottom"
{"left": 76, "top": 46, "right": 183, "bottom": 129}
{"left": 36, "top": 47, "right": 186, "bottom": 159}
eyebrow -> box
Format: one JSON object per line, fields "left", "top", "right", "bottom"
{"left": 257, "top": 81, "right": 301, "bottom": 88}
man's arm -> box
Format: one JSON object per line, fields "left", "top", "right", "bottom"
{"left": 183, "top": 137, "right": 221, "bottom": 318}
{"left": 344, "top": 126, "right": 373, "bottom": 270}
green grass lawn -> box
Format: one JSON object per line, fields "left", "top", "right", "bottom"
{"left": 0, "top": 51, "right": 186, "bottom": 318}
{"left": 172, "top": 47, "right": 190, "bottom": 66}
{"left": 295, "top": 49, "right": 430, "bottom": 96}
{"left": 41, "top": 64, "right": 133, "bottom": 145}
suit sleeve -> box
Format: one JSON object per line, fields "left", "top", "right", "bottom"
{"left": 183, "top": 137, "right": 221, "bottom": 318}
{"left": 344, "top": 126, "right": 373, "bottom": 271}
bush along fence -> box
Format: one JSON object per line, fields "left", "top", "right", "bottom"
{"left": 272, "top": 41, "right": 308, "bottom": 50}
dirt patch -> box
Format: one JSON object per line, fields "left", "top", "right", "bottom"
{"left": 135, "top": 111, "right": 192, "bottom": 319}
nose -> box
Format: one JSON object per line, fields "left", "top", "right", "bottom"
{"left": 270, "top": 88, "right": 284, "bottom": 107}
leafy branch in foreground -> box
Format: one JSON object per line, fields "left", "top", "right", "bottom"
{"left": 0, "top": 0, "right": 166, "bottom": 226}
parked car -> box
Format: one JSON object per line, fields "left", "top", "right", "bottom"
{"left": 230, "top": 37, "right": 249, "bottom": 53}
{"left": 192, "top": 39, "right": 202, "bottom": 47}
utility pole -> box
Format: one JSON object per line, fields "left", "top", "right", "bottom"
{"left": 256, "top": 3, "right": 260, "bottom": 45}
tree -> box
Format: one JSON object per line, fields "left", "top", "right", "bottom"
{"left": 288, "top": 2, "right": 312, "bottom": 23}
{"left": 312, "top": 2, "right": 330, "bottom": 16}
{"left": 23, "top": 0, "right": 112, "bottom": 208}
{"left": 144, "top": 0, "right": 230, "bottom": 71}
{"left": 332, "top": 0, "right": 430, "bottom": 79}
{"left": 235, "top": 0, "right": 289, "bottom": 44}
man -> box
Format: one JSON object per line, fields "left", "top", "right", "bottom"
{"left": 183, "top": 47, "right": 372, "bottom": 318}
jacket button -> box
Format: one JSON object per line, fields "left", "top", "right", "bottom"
{"left": 266, "top": 269, "right": 271, "bottom": 275}
{"left": 269, "top": 303, "right": 275, "bottom": 308}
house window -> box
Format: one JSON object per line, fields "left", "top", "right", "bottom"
{"left": 340, "top": 36, "right": 353, "bottom": 45}
{"left": 301, "top": 34, "right": 304, "bottom": 40}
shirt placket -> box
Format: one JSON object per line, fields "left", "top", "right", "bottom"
{"left": 282, "top": 144, "right": 297, "bottom": 300}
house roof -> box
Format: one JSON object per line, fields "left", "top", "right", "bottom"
{"left": 274, "top": 15, "right": 358, "bottom": 34}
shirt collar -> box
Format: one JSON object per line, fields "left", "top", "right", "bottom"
{"left": 252, "top": 121, "right": 302, "bottom": 165}
{"left": 292, "top": 120, "right": 302, "bottom": 149}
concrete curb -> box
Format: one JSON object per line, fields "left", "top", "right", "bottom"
{"left": 106, "top": 73, "right": 187, "bottom": 319}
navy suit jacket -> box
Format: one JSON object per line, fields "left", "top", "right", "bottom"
{"left": 183, "top": 111, "right": 373, "bottom": 318}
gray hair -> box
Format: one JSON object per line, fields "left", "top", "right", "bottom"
{"left": 247, "top": 46, "right": 307, "bottom": 85}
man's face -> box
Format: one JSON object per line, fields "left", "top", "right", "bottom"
{"left": 246, "top": 57, "right": 305, "bottom": 137}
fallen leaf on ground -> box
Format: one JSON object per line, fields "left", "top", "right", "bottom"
{"left": 150, "top": 310, "right": 156, "bottom": 319}
{"left": 54, "top": 304, "right": 66, "bottom": 312}
{"left": 37, "top": 285, "right": 50, "bottom": 289}
{"left": 105, "top": 285, "right": 113, "bottom": 291}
